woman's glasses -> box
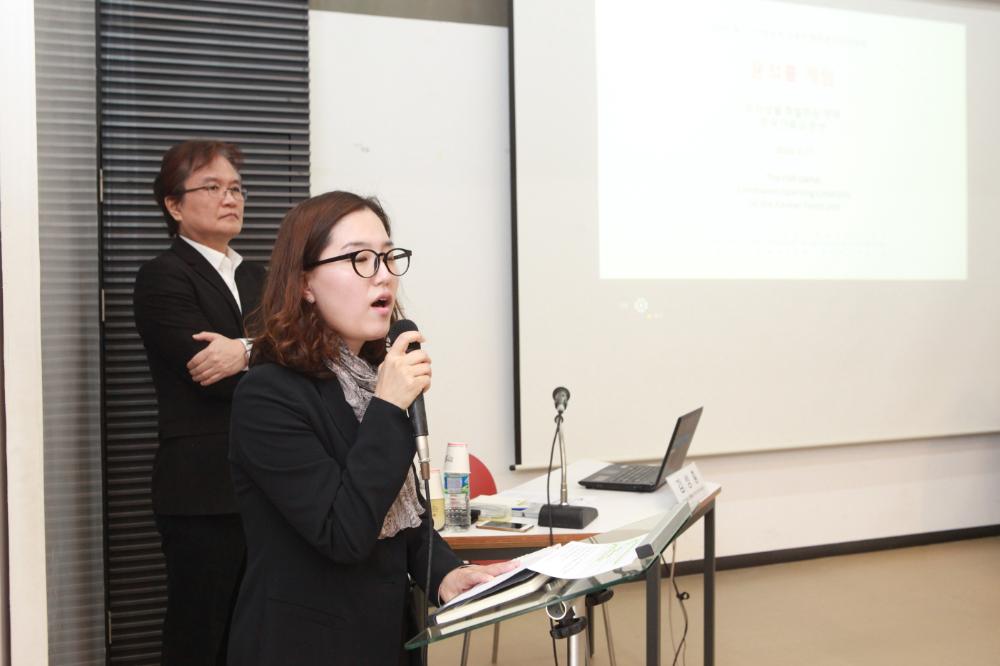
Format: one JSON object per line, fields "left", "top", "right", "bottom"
{"left": 304, "top": 248, "right": 412, "bottom": 278}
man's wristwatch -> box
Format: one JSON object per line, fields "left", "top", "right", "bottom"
{"left": 239, "top": 338, "right": 252, "bottom": 369}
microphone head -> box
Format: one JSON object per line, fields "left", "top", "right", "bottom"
{"left": 388, "top": 318, "right": 419, "bottom": 346}
{"left": 552, "top": 386, "right": 570, "bottom": 413}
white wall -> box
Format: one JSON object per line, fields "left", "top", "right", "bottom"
{"left": 0, "top": 0, "right": 50, "bottom": 662}
{"left": 309, "top": 9, "right": 1000, "bottom": 561}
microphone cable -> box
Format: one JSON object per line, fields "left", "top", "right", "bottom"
{"left": 665, "top": 542, "right": 690, "bottom": 666}
{"left": 544, "top": 413, "right": 562, "bottom": 547}
{"left": 421, "top": 469, "right": 433, "bottom": 666}
{"left": 544, "top": 415, "right": 561, "bottom": 664}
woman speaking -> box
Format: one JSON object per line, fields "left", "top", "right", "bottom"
{"left": 227, "top": 191, "right": 513, "bottom": 665}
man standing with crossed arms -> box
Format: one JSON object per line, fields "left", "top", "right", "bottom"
{"left": 133, "top": 140, "right": 265, "bottom": 665}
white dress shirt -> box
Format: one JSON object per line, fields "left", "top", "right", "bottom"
{"left": 179, "top": 235, "right": 252, "bottom": 368}
{"left": 179, "top": 235, "right": 244, "bottom": 311}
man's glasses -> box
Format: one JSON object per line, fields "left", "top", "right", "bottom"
{"left": 304, "top": 248, "right": 412, "bottom": 278}
{"left": 180, "top": 184, "right": 248, "bottom": 201}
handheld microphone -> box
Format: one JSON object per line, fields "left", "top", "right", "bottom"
{"left": 388, "top": 319, "right": 431, "bottom": 481}
{"left": 389, "top": 319, "right": 435, "bottom": 665}
{"left": 552, "top": 386, "right": 570, "bottom": 414}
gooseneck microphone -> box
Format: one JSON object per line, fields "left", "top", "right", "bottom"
{"left": 552, "top": 386, "right": 570, "bottom": 414}
{"left": 538, "top": 385, "right": 599, "bottom": 530}
{"left": 387, "top": 319, "right": 431, "bottom": 481}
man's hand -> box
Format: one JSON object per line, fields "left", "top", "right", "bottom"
{"left": 437, "top": 560, "right": 521, "bottom": 605}
{"left": 187, "top": 332, "right": 247, "bottom": 386}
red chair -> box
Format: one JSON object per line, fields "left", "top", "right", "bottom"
{"left": 469, "top": 453, "right": 497, "bottom": 499}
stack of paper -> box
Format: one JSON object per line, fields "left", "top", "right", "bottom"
{"left": 431, "top": 534, "right": 648, "bottom": 626}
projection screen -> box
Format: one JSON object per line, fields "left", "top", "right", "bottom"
{"left": 512, "top": 0, "right": 1000, "bottom": 467}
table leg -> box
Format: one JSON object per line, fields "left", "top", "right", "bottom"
{"left": 586, "top": 603, "right": 594, "bottom": 657}
{"left": 567, "top": 602, "right": 587, "bottom": 666}
{"left": 704, "top": 504, "right": 715, "bottom": 666}
{"left": 646, "top": 554, "right": 661, "bottom": 666}
{"left": 460, "top": 632, "right": 470, "bottom": 666}
{"left": 601, "top": 602, "right": 617, "bottom": 666}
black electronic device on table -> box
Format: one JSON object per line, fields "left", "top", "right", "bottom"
{"left": 578, "top": 407, "right": 702, "bottom": 492}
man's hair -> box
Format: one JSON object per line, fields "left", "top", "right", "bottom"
{"left": 152, "top": 140, "right": 244, "bottom": 237}
{"left": 249, "top": 191, "right": 399, "bottom": 375}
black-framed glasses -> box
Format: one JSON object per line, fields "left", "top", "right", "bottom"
{"left": 180, "top": 184, "right": 248, "bottom": 201}
{"left": 304, "top": 248, "right": 412, "bottom": 278}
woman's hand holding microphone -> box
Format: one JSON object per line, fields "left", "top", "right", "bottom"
{"left": 376, "top": 329, "right": 524, "bottom": 606}
{"left": 375, "top": 330, "right": 432, "bottom": 410}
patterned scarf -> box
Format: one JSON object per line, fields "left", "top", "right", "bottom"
{"left": 327, "top": 344, "right": 424, "bottom": 539}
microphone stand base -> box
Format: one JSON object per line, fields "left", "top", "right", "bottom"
{"left": 537, "top": 505, "right": 598, "bottom": 530}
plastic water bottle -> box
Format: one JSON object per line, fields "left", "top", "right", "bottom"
{"left": 429, "top": 468, "right": 446, "bottom": 530}
{"left": 443, "top": 442, "right": 471, "bottom": 530}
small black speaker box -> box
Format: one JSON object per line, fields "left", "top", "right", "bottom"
{"left": 537, "top": 504, "right": 599, "bottom": 530}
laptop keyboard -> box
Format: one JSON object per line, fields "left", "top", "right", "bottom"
{"left": 616, "top": 466, "right": 657, "bottom": 484}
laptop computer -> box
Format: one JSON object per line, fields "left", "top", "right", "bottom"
{"left": 578, "top": 407, "right": 703, "bottom": 492}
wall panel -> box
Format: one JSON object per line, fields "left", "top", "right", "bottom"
{"left": 98, "top": 1, "right": 309, "bottom": 661}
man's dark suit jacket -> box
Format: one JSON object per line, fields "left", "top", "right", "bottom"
{"left": 227, "top": 363, "right": 463, "bottom": 666}
{"left": 133, "top": 237, "right": 266, "bottom": 515}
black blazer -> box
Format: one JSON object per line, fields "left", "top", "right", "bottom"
{"left": 227, "top": 363, "right": 463, "bottom": 666}
{"left": 133, "top": 237, "right": 266, "bottom": 514}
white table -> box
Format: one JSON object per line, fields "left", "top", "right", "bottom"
{"left": 441, "top": 458, "right": 714, "bottom": 551}
{"left": 436, "top": 458, "right": 721, "bottom": 666}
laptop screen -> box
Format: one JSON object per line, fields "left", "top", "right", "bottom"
{"left": 653, "top": 407, "right": 703, "bottom": 484}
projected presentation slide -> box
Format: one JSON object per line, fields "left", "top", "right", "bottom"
{"left": 596, "top": 0, "right": 967, "bottom": 281}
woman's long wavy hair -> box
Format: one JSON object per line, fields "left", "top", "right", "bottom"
{"left": 249, "top": 191, "right": 401, "bottom": 376}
